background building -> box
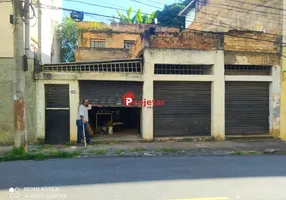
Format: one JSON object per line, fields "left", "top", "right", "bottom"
{"left": 0, "top": 0, "right": 62, "bottom": 144}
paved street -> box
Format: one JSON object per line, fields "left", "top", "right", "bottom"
{"left": 0, "top": 156, "right": 286, "bottom": 200}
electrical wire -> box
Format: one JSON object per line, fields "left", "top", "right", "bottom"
{"left": 130, "top": 0, "right": 162, "bottom": 9}
{"left": 38, "top": 2, "right": 286, "bottom": 46}
{"left": 195, "top": 0, "right": 284, "bottom": 20}
{"left": 64, "top": 0, "right": 154, "bottom": 16}
{"left": 229, "top": 0, "right": 283, "bottom": 12}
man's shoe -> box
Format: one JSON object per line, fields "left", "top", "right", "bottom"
{"left": 77, "top": 143, "right": 83, "bottom": 146}
{"left": 87, "top": 141, "right": 93, "bottom": 145}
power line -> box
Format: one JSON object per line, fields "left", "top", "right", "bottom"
{"left": 64, "top": 0, "right": 154, "bottom": 16}
{"left": 229, "top": 0, "right": 284, "bottom": 12}
{"left": 196, "top": 0, "right": 283, "bottom": 20}
{"left": 39, "top": 2, "right": 286, "bottom": 45}
{"left": 130, "top": 0, "right": 162, "bottom": 9}
{"left": 143, "top": 0, "right": 169, "bottom": 5}
{"left": 39, "top": 3, "right": 122, "bottom": 20}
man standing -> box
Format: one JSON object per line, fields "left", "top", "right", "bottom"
{"left": 76, "top": 98, "right": 92, "bottom": 145}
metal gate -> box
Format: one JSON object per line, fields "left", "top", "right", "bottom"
{"left": 154, "top": 82, "right": 211, "bottom": 137}
{"left": 225, "top": 82, "right": 269, "bottom": 135}
{"left": 79, "top": 81, "right": 143, "bottom": 107}
{"left": 45, "top": 84, "right": 70, "bottom": 144}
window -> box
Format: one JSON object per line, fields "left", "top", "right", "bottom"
{"left": 124, "top": 40, "right": 135, "bottom": 49}
{"left": 90, "top": 39, "right": 105, "bottom": 48}
{"left": 154, "top": 64, "right": 213, "bottom": 75}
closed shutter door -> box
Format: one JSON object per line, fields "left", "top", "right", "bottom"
{"left": 79, "top": 81, "right": 143, "bottom": 107}
{"left": 154, "top": 82, "right": 211, "bottom": 137}
{"left": 225, "top": 82, "right": 269, "bottom": 135}
{"left": 45, "top": 84, "right": 70, "bottom": 144}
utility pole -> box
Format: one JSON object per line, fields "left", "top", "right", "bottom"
{"left": 25, "top": 0, "right": 30, "bottom": 58}
{"left": 38, "top": 0, "right": 42, "bottom": 62}
{"left": 13, "top": 0, "right": 28, "bottom": 150}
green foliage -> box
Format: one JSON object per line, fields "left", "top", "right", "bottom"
{"left": 117, "top": 7, "right": 155, "bottom": 24}
{"left": 154, "top": 0, "right": 189, "bottom": 30}
{"left": 0, "top": 147, "right": 81, "bottom": 162}
{"left": 57, "top": 16, "right": 78, "bottom": 62}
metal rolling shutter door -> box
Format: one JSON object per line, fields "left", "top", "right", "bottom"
{"left": 154, "top": 81, "right": 211, "bottom": 137}
{"left": 225, "top": 82, "right": 269, "bottom": 135}
{"left": 79, "top": 81, "right": 142, "bottom": 107}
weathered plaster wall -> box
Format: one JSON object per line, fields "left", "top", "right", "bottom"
{"left": 280, "top": 47, "right": 286, "bottom": 140}
{"left": 189, "top": 0, "right": 282, "bottom": 35}
{"left": 75, "top": 47, "right": 130, "bottom": 61}
{"left": 0, "top": 59, "right": 37, "bottom": 144}
{"left": 79, "top": 32, "right": 139, "bottom": 48}
{"left": 0, "top": 59, "right": 14, "bottom": 144}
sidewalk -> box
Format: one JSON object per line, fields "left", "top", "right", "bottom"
{"left": 27, "top": 138, "right": 286, "bottom": 157}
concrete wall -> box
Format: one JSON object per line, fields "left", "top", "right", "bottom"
{"left": 36, "top": 80, "right": 79, "bottom": 143}
{"left": 188, "top": 0, "right": 282, "bottom": 35}
{"left": 0, "top": 58, "right": 37, "bottom": 145}
{"left": 0, "top": 59, "right": 14, "bottom": 144}
{"left": 280, "top": 47, "right": 286, "bottom": 140}
{"left": 279, "top": 0, "right": 286, "bottom": 140}
{"left": 142, "top": 48, "right": 225, "bottom": 140}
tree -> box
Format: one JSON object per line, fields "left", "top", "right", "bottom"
{"left": 154, "top": 0, "right": 189, "bottom": 31}
{"left": 116, "top": 7, "right": 155, "bottom": 24}
{"left": 57, "top": 16, "right": 78, "bottom": 62}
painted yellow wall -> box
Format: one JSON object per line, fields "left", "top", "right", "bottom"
{"left": 0, "top": 3, "right": 14, "bottom": 58}
{"left": 80, "top": 32, "right": 139, "bottom": 48}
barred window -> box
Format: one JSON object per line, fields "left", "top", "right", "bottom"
{"left": 90, "top": 39, "right": 105, "bottom": 48}
{"left": 154, "top": 64, "right": 213, "bottom": 75}
{"left": 225, "top": 65, "right": 272, "bottom": 76}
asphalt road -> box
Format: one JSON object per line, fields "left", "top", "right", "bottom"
{"left": 0, "top": 156, "right": 286, "bottom": 200}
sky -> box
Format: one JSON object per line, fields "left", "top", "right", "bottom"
{"left": 62, "top": 0, "right": 180, "bottom": 23}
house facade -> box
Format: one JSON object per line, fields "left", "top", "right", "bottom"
{"left": 75, "top": 22, "right": 178, "bottom": 61}
{"left": 0, "top": 0, "right": 62, "bottom": 144}
{"left": 179, "top": 0, "right": 286, "bottom": 140}
{"left": 35, "top": 28, "right": 282, "bottom": 144}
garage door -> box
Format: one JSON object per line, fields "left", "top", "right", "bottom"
{"left": 79, "top": 81, "right": 142, "bottom": 107}
{"left": 154, "top": 82, "right": 211, "bottom": 137}
{"left": 225, "top": 82, "right": 269, "bottom": 135}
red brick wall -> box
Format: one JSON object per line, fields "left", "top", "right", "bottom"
{"left": 149, "top": 30, "right": 219, "bottom": 50}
